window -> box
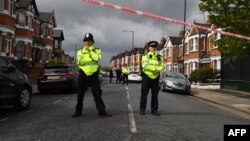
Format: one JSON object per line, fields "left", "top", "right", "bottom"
{"left": 26, "top": 45, "right": 30, "bottom": 59}
{"left": 0, "top": 31, "right": 2, "bottom": 51}
{"left": 194, "top": 38, "right": 198, "bottom": 50}
{"left": 54, "top": 40, "right": 58, "bottom": 48}
{"left": 42, "top": 26, "right": 48, "bottom": 36}
{"left": 8, "top": 0, "right": 13, "bottom": 15}
{"left": 189, "top": 38, "right": 198, "bottom": 51}
{"left": 190, "top": 62, "right": 197, "bottom": 72}
{"left": 28, "top": 15, "right": 32, "bottom": 29}
{"left": 17, "top": 41, "right": 24, "bottom": 59}
{"left": 168, "top": 47, "right": 172, "bottom": 57}
{"left": 18, "top": 13, "right": 25, "bottom": 27}
{"left": 189, "top": 39, "right": 193, "bottom": 51}
{"left": 213, "top": 60, "right": 217, "bottom": 70}
{"left": 201, "top": 37, "right": 205, "bottom": 50}
{"left": 6, "top": 33, "right": 12, "bottom": 54}
{"left": 184, "top": 43, "right": 188, "bottom": 54}
{"left": 0, "top": 0, "right": 3, "bottom": 12}
{"left": 41, "top": 49, "right": 47, "bottom": 61}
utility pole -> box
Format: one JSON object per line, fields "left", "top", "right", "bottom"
{"left": 123, "top": 30, "right": 134, "bottom": 50}
{"left": 182, "top": 0, "right": 187, "bottom": 74}
{"left": 75, "top": 44, "right": 77, "bottom": 64}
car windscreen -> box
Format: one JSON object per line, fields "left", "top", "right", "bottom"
{"left": 165, "top": 73, "right": 185, "bottom": 79}
{"left": 129, "top": 72, "right": 140, "bottom": 75}
{"left": 44, "top": 66, "right": 69, "bottom": 73}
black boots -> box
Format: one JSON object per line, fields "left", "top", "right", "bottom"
{"left": 72, "top": 112, "right": 82, "bottom": 117}
{"left": 152, "top": 111, "right": 160, "bottom": 116}
{"left": 98, "top": 111, "right": 112, "bottom": 117}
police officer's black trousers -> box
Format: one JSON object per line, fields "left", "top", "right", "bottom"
{"left": 123, "top": 74, "right": 128, "bottom": 85}
{"left": 75, "top": 70, "right": 106, "bottom": 114}
{"left": 140, "top": 75, "right": 159, "bottom": 113}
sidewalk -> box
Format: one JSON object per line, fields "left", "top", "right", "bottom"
{"left": 192, "top": 88, "right": 250, "bottom": 118}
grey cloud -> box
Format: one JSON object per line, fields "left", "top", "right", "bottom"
{"left": 36, "top": 0, "right": 204, "bottom": 66}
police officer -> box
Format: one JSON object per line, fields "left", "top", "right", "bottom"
{"left": 140, "top": 41, "right": 164, "bottom": 116}
{"left": 122, "top": 64, "right": 129, "bottom": 85}
{"left": 72, "top": 33, "right": 111, "bottom": 118}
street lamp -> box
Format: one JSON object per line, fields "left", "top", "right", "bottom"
{"left": 123, "top": 30, "right": 134, "bottom": 49}
{"left": 182, "top": 0, "right": 187, "bottom": 74}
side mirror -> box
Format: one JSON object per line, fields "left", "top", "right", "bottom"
{"left": 6, "top": 64, "right": 16, "bottom": 73}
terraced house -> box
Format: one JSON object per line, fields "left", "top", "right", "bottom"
{"left": 0, "top": 0, "right": 68, "bottom": 67}
{"left": 110, "top": 21, "right": 221, "bottom": 76}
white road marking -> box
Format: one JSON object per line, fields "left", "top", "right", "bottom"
{"left": 64, "top": 97, "right": 71, "bottom": 100}
{"left": 20, "top": 109, "right": 33, "bottom": 115}
{"left": 53, "top": 100, "right": 62, "bottom": 104}
{"left": 125, "top": 85, "right": 137, "bottom": 133}
{"left": 0, "top": 118, "right": 9, "bottom": 122}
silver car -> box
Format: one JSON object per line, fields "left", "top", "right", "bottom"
{"left": 160, "top": 71, "right": 191, "bottom": 94}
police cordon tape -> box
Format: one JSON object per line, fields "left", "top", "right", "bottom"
{"left": 84, "top": 0, "right": 250, "bottom": 41}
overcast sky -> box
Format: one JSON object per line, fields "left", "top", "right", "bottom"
{"left": 36, "top": 0, "right": 206, "bottom": 66}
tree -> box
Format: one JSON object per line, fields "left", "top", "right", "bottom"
{"left": 199, "top": 0, "right": 250, "bottom": 63}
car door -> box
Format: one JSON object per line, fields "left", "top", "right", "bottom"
{"left": 0, "top": 57, "right": 18, "bottom": 105}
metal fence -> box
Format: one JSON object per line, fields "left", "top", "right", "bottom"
{"left": 221, "top": 56, "right": 250, "bottom": 92}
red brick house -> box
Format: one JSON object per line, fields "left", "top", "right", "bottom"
{"left": 39, "top": 11, "right": 57, "bottom": 63}
{"left": 1, "top": 0, "right": 68, "bottom": 66}
{"left": 0, "top": 0, "right": 16, "bottom": 61}
{"left": 111, "top": 22, "right": 221, "bottom": 76}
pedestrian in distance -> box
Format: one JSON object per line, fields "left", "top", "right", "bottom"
{"left": 72, "top": 33, "right": 112, "bottom": 118}
{"left": 122, "top": 64, "right": 129, "bottom": 85}
{"left": 139, "top": 41, "right": 164, "bottom": 116}
{"left": 109, "top": 68, "right": 113, "bottom": 83}
{"left": 115, "top": 67, "right": 122, "bottom": 84}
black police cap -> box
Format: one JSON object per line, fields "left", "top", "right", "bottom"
{"left": 83, "top": 33, "right": 94, "bottom": 42}
{"left": 148, "top": 41, "right": 158, "bottom": 48}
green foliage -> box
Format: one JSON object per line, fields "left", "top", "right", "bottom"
{"left": 199, "top": 0, "right": 250, "bottom": 63}
{"left": 189, "top": 68, "right": 219, "bottom": 83}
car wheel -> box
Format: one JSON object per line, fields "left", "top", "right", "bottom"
{"left": 14, "top": 87, "right": 31, "bottom": 110}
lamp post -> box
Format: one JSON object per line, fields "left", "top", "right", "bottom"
{"left": 182, "top": 0, "right": 187, "bottom": 74}
{"left": 123, "top": 30, "right": 134, "bottom": 50}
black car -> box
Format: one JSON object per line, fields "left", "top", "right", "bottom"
{"left": 37, "top": 65, "right": 79, "bottom": 93}
{"left": 0, "top": 57, "right": 32, "bottom": 110}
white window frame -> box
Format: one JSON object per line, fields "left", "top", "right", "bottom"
{"left": 8, "top": 0, "right": 14, "bottom": 15}
{"left": 17, "top": 41, "right": 24, "bottom": 59}
{"left": 6, "top": 33, "right": 12, "bottom": 54}
{"left": 190, "top": 62, "right": 197, "bottom": 72}
{"left": 54, "top": 40, "right": 58, "bottom": 48}
{"left": 0, "top": 31, "right": 2, "bottom": 51}
{"left": 42, "top": 26, "right": 48, "bottom": 36}
{"left": 28, "top": 15, "right": 32, "bottom": 29}
{"left": 168, "top": 47, "right": 173, "bottom": 57}
{"left": 18, "top": 13, "right": 25, "bottom": 27}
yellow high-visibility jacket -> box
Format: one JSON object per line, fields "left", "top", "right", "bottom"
{"left": 141, "top": 52, "right": 164, "bottom": 79}
{"left": 122, "top": 67, "right": 130, "bottom": 75}
{"left": 77, "top": 45, "right": 101, "bottom": 76}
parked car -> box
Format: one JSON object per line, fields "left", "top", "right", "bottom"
{"left": 128, "top": 71, "right": 142, "bottom": 83}
{"left": 160, "top": 71, "right": 191, "bottom": 94}
{"left": 0, "top": 56, "right": 32, "bottom": 110}
{"left": 98, "top": 73, "right": 103, "bottom": 83}
{"left": 37, "top": 65, "right": 79, "bottom": 93}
